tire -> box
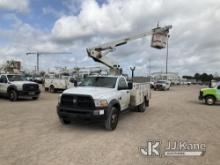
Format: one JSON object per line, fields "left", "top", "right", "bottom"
{"left": 138, "top": 101, "right": 146, "bottom": 112}
{"left": 8, "top": 90, "right": 18, "bottom": 101}
{"left": 60, "top": 118, "right": 71, "bottom": 124}
{"left": 45, "top": 88, "right": 49, "bottom": 92}
{"left": 32, "top": 97, "right": 39, "bottom": 100}
{"left": 145, "top": 99, "right": 149, "bottom": 107}
{"left": 49, "top": 85, "right": 55, "bottom": 93}
{"left": 205, "top": 96, "right": 215, "bottom": 105}
{"left": 105, "top": 107, "right": 119, "bottom": 130}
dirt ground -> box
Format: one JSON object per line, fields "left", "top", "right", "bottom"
{"left": 0, "top": 85, "right": 219, "bottom": 165}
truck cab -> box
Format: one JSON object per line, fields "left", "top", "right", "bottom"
{"left": 57, "top": 75, "right": 150, "bottom": 130}
{"left": 199, "top": 83, "right": 220, "bottom": 105}
{"left": 0, "top": 74, "right": 40, "bottom": 101}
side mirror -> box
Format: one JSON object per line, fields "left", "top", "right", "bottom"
{"left": 217, "top": 86, "right": 220, "bottom": 90}
{"left": 128, "top": 82, "right": 133, "bottom": 89}
{"left": 118, "top": 86, "right": 124, "bottom": 90}
{"left": 69, "top": 78, "right": 75, "bottom": 83}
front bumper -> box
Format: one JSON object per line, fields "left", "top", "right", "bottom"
{"left": 198, "top": 91, "right": 204, "bottom": 100}
{"left": 198, "top": 95, "right": 204, "bottom": 100}
{"left": 18, "top": 90, "right": 41, "bottom": 97}
{"left": 57, "top": 105, "right": 106, "bottom": 120}
{"left": 155, "top": 85, "right": 165, "bottom": 90}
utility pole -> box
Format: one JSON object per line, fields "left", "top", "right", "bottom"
{"left": 26, "top": 52, "right": 72, "bottom": 73}
{"left": 36, "top": 52, "right": 39, "bottom": 72}
{"left": 148, "top": 58, "right": 152, "bottom": 82}
{"left": 148, "top": 58, "right": 151, "bottom": 76}
{"left": 165, "top": 35, "right": 170, "bottom": 74}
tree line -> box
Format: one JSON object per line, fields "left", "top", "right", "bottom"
{"left": 183, "top": 73, "right": 220, "bottom": 82}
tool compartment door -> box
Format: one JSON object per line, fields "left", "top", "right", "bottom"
{"left": 130, "top": 83, "right": 148, "bottom": 106}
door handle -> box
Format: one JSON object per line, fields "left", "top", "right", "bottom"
{"left": 126, "top": 91, "right": 129, "bottom": 93}
{"left": 118, "top": 97, "right": 122, "bottom": 100}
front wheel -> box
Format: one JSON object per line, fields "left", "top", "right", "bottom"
{"left": 205, "top": 96, "right": 215, "bottom": 105}
{"left": 105, "top": 107, "right": 119, "bottom": 130}
{"left": 8, "top": 90, "right": 18, "bottom": 101}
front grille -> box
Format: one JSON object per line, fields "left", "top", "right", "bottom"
{"left": 60, "top": 94, "right": 95, "bottom": 110}
{"left": 23, "top": 84, "right": 39, "bottom": 91}
{"left": 156, "top": 84, "right": 162, "bottom": 88}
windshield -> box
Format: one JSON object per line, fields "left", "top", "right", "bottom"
{"left": 7, "top": 75, "right": 26, "bottom": 82}
{"left": 214, "top": 83, "right": 220, "bottom": 88}
{"left": 79, "top": 77, "right": 117, "bottom": 88}
{"left": 157, "top": 80, "right": 166, "bottom": 83}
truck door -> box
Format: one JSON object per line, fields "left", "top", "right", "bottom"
{"left": 217, "top": 85, "right": 220, "bottom": 100}
{"left": 117, "top": 78, "right": 130, "bottom": 110}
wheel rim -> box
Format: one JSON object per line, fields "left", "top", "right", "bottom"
{"left": 10, "top": 92, "right": 14, "bottom": 99}
{"left": 111, "top": 111, "right": 118, "bottom": 126}
{"left": 207, "top": 98, "right": 214, "bottom": 105}
{"left": 50, "top": 86, "right": 54, "bottom": 92}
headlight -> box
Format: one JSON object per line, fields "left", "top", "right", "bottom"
{"left": 58, "top": 94, "right": 62, "bottom": 104}
{"left": 94, "top": 99, "right": 108, "bottom": 107}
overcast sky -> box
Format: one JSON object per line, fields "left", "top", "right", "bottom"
{"left": 0, "top": 0, "right": 219, "bottom": 76}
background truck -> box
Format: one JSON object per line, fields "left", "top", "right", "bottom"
{"left": 0, "top": 74, "right": 40, "bottom": 101}
{"left": 57, "top": 75, "right": 151, "bottom": 130}
{"left": 44, "top": 74, "right": 76, "bottom": 93}
{"left": 199, "top": 83, "right": 220, "bottom": 105}
{"left": 154, "top": 80, "right": 171, "bottom": 91}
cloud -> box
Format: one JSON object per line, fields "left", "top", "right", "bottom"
{"left": 42, "top": 6, "right": 64, "bottom": 18}
{"left": 0, "top": 0, "right": 29, "bottom": 12}
{"left": 62, "top": 0, "right": 83, "bottom": 15}
{"left": 51, "top": 0, "right": 135, "bottom": 41}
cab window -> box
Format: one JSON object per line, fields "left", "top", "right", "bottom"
{"left": 0, "top": 75, "right": 8, "bottom": 83}
{"left": 118, "top": 78, "right": 128, "bottom": 89}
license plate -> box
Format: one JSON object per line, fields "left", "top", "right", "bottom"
{"left": 29, "top": 92, "right": 35, "bottom": 95}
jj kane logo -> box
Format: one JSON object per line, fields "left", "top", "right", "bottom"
{"left": 140, "top": 140, "right": 206, "bottom": 157}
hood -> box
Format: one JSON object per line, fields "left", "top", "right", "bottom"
{"left": 155, "top": 83, "right": 165, "bottom": 85}
{"left": 63, "top": 87, "right": 115, "bottom": 99}
{"left": 200, "top": 88, "right": 216, "bottom": 94}
{"left": 10, "top": 81, "right": 38, "bottom": 85}
{"left": 201, "top": 87, "right": 216, "bottom": 92}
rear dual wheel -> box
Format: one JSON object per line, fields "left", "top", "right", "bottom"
{"left": 49, "top": 85, "right": 55, "bottom": 93}
{"left": 137, "top": 99, "right": 149, "bottom": 112}
{"left": 137, "top": 102, "right": 146, "bottom": 112}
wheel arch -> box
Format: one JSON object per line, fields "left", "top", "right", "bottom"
{"left": 107, "top": 99, "right": 121, "bottom": 111}
{"left": 204, "top": 94, "right": 216, "bottom": 100}
{"left": 7, "top": 85, "right": 17, "bottom": 93}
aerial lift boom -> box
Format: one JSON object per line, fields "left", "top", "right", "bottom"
{"left": 86, "top": 25, "right": 172, "bottom": 75}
